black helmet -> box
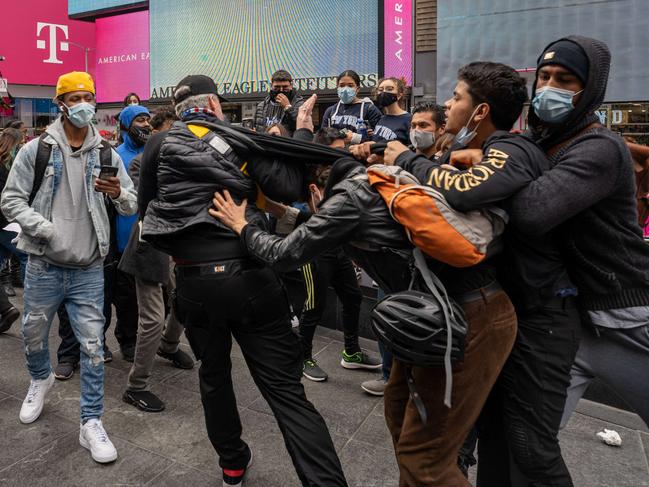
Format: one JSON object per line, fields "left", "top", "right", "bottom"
{"left": 371, "top": 289, "right": 467, "bottom": 367}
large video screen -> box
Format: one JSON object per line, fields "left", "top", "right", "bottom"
{"left": 437, "top": 0, "right": 648, "bottom": 103}
{"left": 95, "top": 11, "right": 149, "bottom": 103}
{"left": 150, "top": 0, "right": 380, "bottom": 99}
{"left": 69, "top": 0, "right": 144, "bottom": 17}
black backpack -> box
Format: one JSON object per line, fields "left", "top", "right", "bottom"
{"left": 30, "top": 133, "right": 113, "bottom": 205}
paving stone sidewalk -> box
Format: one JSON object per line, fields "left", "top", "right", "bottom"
{"left": 0, "top": 292, "right": 648, "bottom": 486}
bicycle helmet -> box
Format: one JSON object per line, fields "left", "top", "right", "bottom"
{"left": 371, "top": 289, "right": 467, "bottom": 367}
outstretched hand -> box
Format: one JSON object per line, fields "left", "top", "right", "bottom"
{"left": 296, "top": 94, "right": 318, "bottom": 132}
{"left": 208, "top": 190, "right": 249, "bottom": 235}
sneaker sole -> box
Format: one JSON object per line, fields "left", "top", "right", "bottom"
{"left": 79, "top": 433, "right": 118, "bottom": 463}
{"left": 361, "top": 384, "right": 386, "bottom": 396}
{"left": 302, "top": 371, "right": 328, "bottom": 382}
{"left": 54, "top": 370, "right": 74, "bottom": 381}
{"left": 340, "top": 359, "right": 383, "bottom": 370}
{"left": 19, "top": 404, "right": 45, "bottom": 424}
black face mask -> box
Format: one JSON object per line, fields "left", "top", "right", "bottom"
{"left": 375, "top": 92, "right": 399, "bottom": 109}
{"left": 270, "top": 89, "right": 295, "bottom": 102}
{"left": 129, "top": 125, "right": 151, "bottom": 147}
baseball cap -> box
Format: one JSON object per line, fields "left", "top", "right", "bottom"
{"left": 56, "top": 71, "right": 95, "bottom": 97}
{"left": 172, "top": 75, "right": 228, "bottom": 104}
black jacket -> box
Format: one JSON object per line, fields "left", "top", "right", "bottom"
{"left": 396, "top": 132, "right": 574, "bottom": 311}
{"left": 241, "top": 158, "right": 413, "bottom": 293}
{"left": 513, "top": 35, "right": 649, "bottom": 311}
{"left": 118, "top": 152, "right": 170, "bottom": 284}
{"left": 140, "top": 119, "right": 277, "bottom": 262}
{"left": 0, "top": 164, "right": 10, "bottom": 228}
{"left": 254, "top": 94, "right": 305, "bottom": 133}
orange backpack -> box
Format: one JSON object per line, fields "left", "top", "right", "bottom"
{"left": 367, "top": 165, "right": 506, "bottom": 268}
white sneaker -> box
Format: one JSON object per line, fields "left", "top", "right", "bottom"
{"left": 19, "top": 373, "right": 54, "bottom": 424}
{"left": 79, "top": 418, "right": 118, "bottom": 463}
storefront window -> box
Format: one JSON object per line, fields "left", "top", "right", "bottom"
{"left": 597, "top": 103, "right": 649, "bottom": 145}
{"left": 0, "top": 98, "right": 59, "bottom": 137}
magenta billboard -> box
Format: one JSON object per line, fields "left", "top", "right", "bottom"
{"left": 95, "top": 10, "right": 149, "bottom": 103}
{"left": 383, "top": 0, "right": 412, "bottom": 85}
{"left": 0, "top": 0, "right": 96, "bottom": 86}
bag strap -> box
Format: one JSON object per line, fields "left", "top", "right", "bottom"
{"left": 547, "top": 122, "right": 601, "bottom": 158}
{"left": 412, "top": 248, "right": 455, "bottom": 409}
{"left": 29, "top": 133, "right": 52, "bottom": 206}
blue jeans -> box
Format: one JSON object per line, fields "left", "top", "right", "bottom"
{"left": 22, "top": 256, "right": 105, "bottom": 422}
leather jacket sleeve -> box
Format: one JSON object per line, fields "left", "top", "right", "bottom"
{"left": 240, "top": 189, "right": 362, "bottom": 272}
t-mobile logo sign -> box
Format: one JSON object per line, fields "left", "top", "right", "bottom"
{"left": 36, "top": 22, "right": 69, "bottom": 64}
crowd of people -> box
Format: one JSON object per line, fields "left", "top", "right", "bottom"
{"left": 0, "top": 34, "right": 648, "bottom": 487}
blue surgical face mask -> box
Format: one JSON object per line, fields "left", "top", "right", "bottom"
{"left": 337, "top": 87, "right": 356, "bottom": 104}
{"left": 532, "top": 86, "right": 582, "bottom": 124}
{"left": 454, "top": 104, "right": 485, "bottom": 147}
{"left": 62, "top": 102, "right": 96, "bottom": 128}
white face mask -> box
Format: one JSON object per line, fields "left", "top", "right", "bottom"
{"left": 409, "top": 129, "right": 436, "bottom": 151}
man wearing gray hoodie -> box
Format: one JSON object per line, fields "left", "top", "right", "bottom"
{"left": 1, "top": 72, "right": 137, "bottom": 464}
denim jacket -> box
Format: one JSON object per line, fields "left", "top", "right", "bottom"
{"left": 0, "top": 132, "right": 137, "bottom": 258}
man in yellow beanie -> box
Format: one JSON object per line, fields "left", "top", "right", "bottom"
{"left": 1, "top": 71, "right": 137, "bottom": 463}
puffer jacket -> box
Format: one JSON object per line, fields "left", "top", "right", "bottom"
{"left": 240, "top": 157, "right": 414, "bottom": 293}
{"left": 142, "top": 120, "right": 268, "bottom": 260}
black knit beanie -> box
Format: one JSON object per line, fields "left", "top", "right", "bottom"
{"left": 537, "top": 40, "right": 590, "bottom": 84}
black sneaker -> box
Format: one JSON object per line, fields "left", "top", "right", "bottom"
{"left": 54, "top": 362, "right": 76, "bottom": 380}
{"left": 0, "top": 306, "right": 20, "bottom": 333}
{"left": 302, "top": 358, "right": 328, "bottom": 382}
{"left": 157, "top": 348, "right": 194, "bottom": 369}
{"left": 223, "top": 450, "right": 253, "bottom": 486}
{"left": 122, "top": 390, "right": 165, "bottom": 413}
{"left": 103, "top": 347, "right": 113, "bottom": 363}
{"left": 120, "top": 345, "right": 135, "bottom": 363}
{"left": 3, "top": 284, "right": 15, "bottom": 297}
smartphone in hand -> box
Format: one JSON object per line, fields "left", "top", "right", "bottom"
{"left": 98, "top": 165, "right": 118, "bottom": 180}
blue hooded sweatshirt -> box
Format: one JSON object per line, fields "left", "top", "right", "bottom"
{"left": 116, "top": 104, "right": 150, "bottom": 253}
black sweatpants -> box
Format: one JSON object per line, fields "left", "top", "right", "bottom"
{"left": 174, "top": 260, "right": 347, "bottom": 487}
{"left": 477, "top": 303, "right": 580, "bottom": 487}
{"left": 112, "top": 261, "right": 139, "bottom": 349}
{"left": 299, "top": 248, "right": 362, "bottom": 358}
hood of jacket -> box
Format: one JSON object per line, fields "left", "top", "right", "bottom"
{"left": 46, "top": 116, "right": 102, "bottom": 155}
{"left": 118, "top": 105, "right": 150, "bottom": 161}
{"left": 119, "top": 104, "right": 150, "bottom": 130}
{"left": 528, "top": 35, "right": 611, "bottom": 150}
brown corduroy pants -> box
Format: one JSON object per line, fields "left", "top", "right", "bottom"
{"left": 384, "top": 289, "right": 517, "bottom": 487}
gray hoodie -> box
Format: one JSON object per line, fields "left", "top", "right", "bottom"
{"left": 42, "top": 118, "right": 101, "bottom": 267}
{"left": 1, "top": 117, "right": 137, "bottom": 263}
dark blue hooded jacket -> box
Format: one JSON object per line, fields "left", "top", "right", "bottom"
{"left": 116, "top": 104, "right": 150, "bottom": 253}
